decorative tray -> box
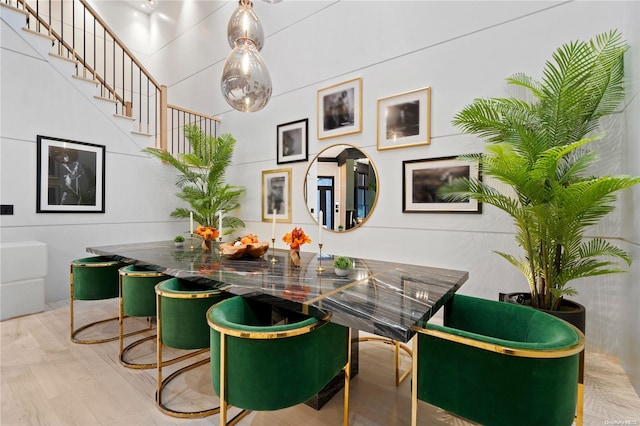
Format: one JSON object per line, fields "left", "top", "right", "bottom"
{"left": 219, "top": 241, "right": 269, "bottom": 260}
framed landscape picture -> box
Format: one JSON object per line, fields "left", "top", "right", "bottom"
{"left": 377, "top": 87, "right": 431, "bottom": 150}
{"left": 262, "top": 168, "right": 292, "bottom": 223}
{"left": 402, "top": 156, "right": 481, "bottom": 213}
{"left": 36, "top": 135, "right": 105, "bottom": 213}
{"left": 277, "top": 118, "right": 308, "bottom": 164}
{"left": 317, "top": 77, "right": 362, "bottom": 140}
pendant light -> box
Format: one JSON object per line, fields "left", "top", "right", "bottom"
{"left": 221, "top": 0, "right": 272, "bottom": 112}
{"left": 221, "top": 38, "right": 272, "bottom": 112}
{"left": 226, "top": 0, "right": 264, "bottom": 51}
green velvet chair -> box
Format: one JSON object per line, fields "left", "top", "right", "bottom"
{"left": 155, "top": 277, "right": 229, "bottom": 418}
{"left": 207, "top": 296, "right": 351, "bottom": 426}
{"left": 70, "top": 256, "right": 130, "bottom": 344}
{"left": 411, "top": 294, "right": 585, "bottom": 426}
{"left": 118, "top": 264, "right": 167, "bottom": 368}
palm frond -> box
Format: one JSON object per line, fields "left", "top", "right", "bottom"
{"left": 449, "top": 31, "right": 635, "bottom": 310}
{"left": 143, "top": 125, "right": 246, "bottom": 230}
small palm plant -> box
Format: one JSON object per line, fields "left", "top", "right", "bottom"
{"left": 143, "top": 125, "right": 246, "bottom": 233}
{"left": 439, "top": 30, "right": 640, "bottom": 311}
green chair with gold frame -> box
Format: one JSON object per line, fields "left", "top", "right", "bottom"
{"left": 207, "top": 296, "right": 351, "bottom": 426}
{"left": 118, "top": 264, "right": 167, "bottom": 368}
{"left": 411, "top": 294, "right": 585, "bottom": 426}
{"left": 155, "top": 277, "right": 229, "bottom": 418}
{"left": 70, "top": 256, "right": 146, "bottom": 344}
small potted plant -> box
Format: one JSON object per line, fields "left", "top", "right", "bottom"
{"left": 173, "top": 235, "right": 185, "bottom": 248}
{"left": 333, "top": 256, "right": 352, "bottom": 277}
{"left": 337, "top": 224, "right": 344, "bottom": 232}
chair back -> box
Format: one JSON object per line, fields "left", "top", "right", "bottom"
{"left": 156, "top": 278, "right": 227, "bottom": 350}
{"left": 72, "top": 256, "right": 123, "bottom": 300}
{"left": 208, "top": 296, "right": 349, "bottom": 411}
{"left": 119, "top": 265, "right": 165, "bottom": 317}
{"left": 415, "top": 294, "right": 584, "bottom": 426}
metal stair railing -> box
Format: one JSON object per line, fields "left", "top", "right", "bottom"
{"left": 4, "top": 0, "right": 219, "bottom": 154}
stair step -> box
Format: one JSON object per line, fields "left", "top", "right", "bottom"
{"left": 0, "top": 3, "right": 28, "bottom": 30}
{"left": 94, "top": 95, "right": 117, "bottom": 104}
{"left": 91, "top": 95, "right": 118, "bottom": 116}
{"left": 131, "top": 129, "right": 153, "bottom": 137}
{"left": 49, "top": 52, "right": 77, "bottom": 65}
{"left": 113, "top": 114, "right": 135, "bottom": 121}
{"left": 72, "top": 74, "right": 98, "bottom": 85}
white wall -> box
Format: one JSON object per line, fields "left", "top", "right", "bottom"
{"left": 4, "top": 0, "right": 639, "bottom": 394}
{"left": 0, "top": 9, "right": 184, "bottom": 303}
{"left": 619, "top": 0, "right": 640, "bottom": 397}
{"left": 136, "top": 0, "right": 640, "bottom": 392}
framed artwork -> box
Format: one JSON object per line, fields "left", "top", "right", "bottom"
{"left": 317, "top": 77, "right": 362, "bottom": 140}
{"left": 402, "top": 156, "right": 481, "bottom": 213}
{"left": 377, "top": 87, "right": 431, "bottom": 151}
{"left": 262, "top": 168, "right": 292, "bottom": 223}
{"left": 277, "top": 118, "right": 308, "bottom": 164}
{"left": 36, "top": 135, "right": 105, "bottom": 213}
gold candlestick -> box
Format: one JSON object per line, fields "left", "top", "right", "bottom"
{"left": 270, "top": 238, "right": 278, "bottom": 263}
{"left": 316, "top": 243, "right": 325, "bottom": 272}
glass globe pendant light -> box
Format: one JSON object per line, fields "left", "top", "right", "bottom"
{"left": 221, "top": 38, "right": 272, "bottom": 112}
{"left": 227, "top": 0, "right": 264, "bottom": 51}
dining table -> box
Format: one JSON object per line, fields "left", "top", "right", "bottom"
{"left": 87, "top": 240, "right": 469, "bottom": 343}
{"left": 87, "top": 240, "right": 468, "bottom": 409}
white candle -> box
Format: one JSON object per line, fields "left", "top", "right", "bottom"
{"left": 218, "top": 211, "right": 223, "bottom": 235}
{"left": 318, "top": 210, "right": 323, "bottom": 244}
{"left": 271, "top": 210, "right": 276, "bottom": 240}
{"left": 190, "top": 211, "right": 193, "bottom": 234}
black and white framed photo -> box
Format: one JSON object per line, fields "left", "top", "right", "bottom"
{"left": 277, "top": 118, "right": 308, "bottom": 164}
{"left": 317, "top": 77, "right": 362, "bottom": 140}
{"left": 402, "top": 156, "right": 481, "bottom": 213}
{"left": 36, "top": 135, "right": 105, "bottom": 213}
{"left": 262, "top": 168, "right": 292, "bottom": 223}
{"left": 377, "top": 87, "right": 431, "bottom": 151}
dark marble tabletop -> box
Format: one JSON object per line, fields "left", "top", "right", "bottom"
{"left": 88, "top": 240, "right": 468, "bottom": 342}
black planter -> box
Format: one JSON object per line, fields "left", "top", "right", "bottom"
{"left": 500, "top": 292, "right": 586, "bottom": 335}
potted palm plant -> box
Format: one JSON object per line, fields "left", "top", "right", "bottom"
{"left": 143, "top": 125, "right": 246, "bottom": 235}
{"left": 439, "top": 30, "right": 640, "bottom": 332}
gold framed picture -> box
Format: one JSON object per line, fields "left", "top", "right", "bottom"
{"left": 317, "top": 77, "right": 363, "bottom": 140}
{"left": 377, "top": 87, "right": 431, "bottom": 150}
{"left": 262, "top": 168, "right": 292, "bottom": 223}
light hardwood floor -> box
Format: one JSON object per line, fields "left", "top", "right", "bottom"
{"left": 2, "top": 299, "right": 640, "bottom": 425}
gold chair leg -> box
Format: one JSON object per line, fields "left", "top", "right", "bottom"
{"left": 220, "top": 330, "right": 227, "bottom": 426}
{"left": 118, "top": 275, "right": 156, "bottom": 368}
{"left": 575, "top": 349, "right": 585, "bottom": 426}
{"left": 155, "top": 291, "right": 220, "bottom": 418}
{"left": 73, "top": 296, "right": 147, "bottom": 344}
{"left": 359, "top": 336, "right": 412, "bottom": 386}
{"left": 343, "top": 328, "right": 351, "bottom": 426}
{"left": 411, "top": 334, "right": 419, "bottom": 426}
{"left": 70, "top": 271, "right": 147, "bottom": 345}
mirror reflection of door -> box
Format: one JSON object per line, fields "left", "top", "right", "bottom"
{"left": 304, "top": 144, "right": 379, "bottom": 233}
{"left": 354, "top": 164, "right": 370, "bottom": 228}
{"left": 317, "top": 176, "right": 334, "bottom": 230}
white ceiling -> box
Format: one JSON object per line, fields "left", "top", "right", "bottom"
{"left": 122, "top": 0, "right": 157, "bottom": 15}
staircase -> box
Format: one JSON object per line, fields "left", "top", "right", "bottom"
{"left": 0, "top": 0, "right": 218, "bottom": 154}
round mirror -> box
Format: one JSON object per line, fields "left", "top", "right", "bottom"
{"left": 304, "top": 144, "right": 378, "bottom": 232}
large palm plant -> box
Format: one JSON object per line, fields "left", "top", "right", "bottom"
{"left": 440, "top": 30, "right": 640, "bottom": 311}
{"left": 143, "top": 125, "right": 245, "bottom": 233}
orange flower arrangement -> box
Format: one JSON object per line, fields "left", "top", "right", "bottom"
{"left": 195, "top": 226, "right": 219, "bottom": 241}
{"left": 282, "top": 227, "right": 311, "bottom": 250}
{"left": 239, "top": 234, "right": 259, "bottom": 245}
